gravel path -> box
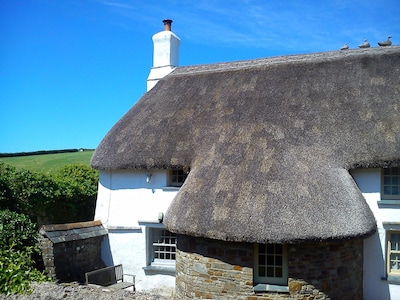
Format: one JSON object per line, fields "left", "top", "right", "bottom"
{"left": 0, "top": 282, "right": 173, "bottom": 300}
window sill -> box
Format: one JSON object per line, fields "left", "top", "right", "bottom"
{"left": 162, "top": 186, "right": 180, "bottom": 192}
{"left": 381, "top": 276, "right": 400, "bottom": 285}
{"left": 253, "top": 284, "right": 289, "bottom": 293}
{"left": 378, "top": 200, "right": 400, "bottom": 207}
{"left": 143, "top": 263, "right": 175, "bottom": 275}
{"left": 107, "top": 226, "right": 141, "bottom": 232}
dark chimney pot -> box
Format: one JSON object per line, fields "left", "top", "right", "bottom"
{"left": 163, "top": 19, "right": 173, "bottom": 31}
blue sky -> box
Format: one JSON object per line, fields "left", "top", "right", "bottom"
{"left": 1, "top": 0, "right": 399, "bottom": 153}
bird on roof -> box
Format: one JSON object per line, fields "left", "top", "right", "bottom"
{"left": 378, "top": 35, "right": 392, "bottom": 46}
{"left": 340, "top": 43, "right": 349, "bottom": 50}
{"left": 359, "top": 39, "right": 370, "bottom": 48}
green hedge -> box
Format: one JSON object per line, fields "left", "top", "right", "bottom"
{"left": 0, "top": 162, "right": 98, "bottom": 224}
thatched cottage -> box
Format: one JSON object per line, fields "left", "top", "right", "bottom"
{"left": 91, "top": 21, "right": 400, "bottom": 299}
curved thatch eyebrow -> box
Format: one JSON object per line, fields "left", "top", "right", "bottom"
{"left": 91, "top": 46, "right": 400, "bottom": 243}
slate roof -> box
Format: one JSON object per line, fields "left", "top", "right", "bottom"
{"left": 91, "top": 46, "right": 400, "bottom": 243}
{"left": 39, "top": 220, "right": 107, "bottom": 244}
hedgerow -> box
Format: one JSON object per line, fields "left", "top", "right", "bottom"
{"left": 0, "top": 161, "right": 98, "bottom": 224}
{"left": 0, "top": 162, "right": 99, "bottom": 295}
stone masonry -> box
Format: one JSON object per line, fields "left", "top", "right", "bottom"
{"left": 176, "top": 235, "right": 363, "bottom": 300}
{"left": 39, "top": 220, "right": 107, "bottom": 283}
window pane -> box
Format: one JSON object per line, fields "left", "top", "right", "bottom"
{"left": 267, "top": 267, "right": 274, "bottom": 277}
{"left": 259, "top": 255, "right": 265, "bottom": 265}
{"left": 384, "top": 186, "right": 391, "bottom": 194}
{"left": 276, "top": 255, "right": 283, "bottom": 266}
{"left": 392, "top": 234, "right": 400, "bottom": 250}
{"left": 267, "top": 244, "right": 274, "bottom": 253}
{"left": 259, "top": 244, "right": 265, "bottom": 253}
{"left": 275, "top": 244, "right": 283, "bottom": 253}
{"left": 384, "top": 177, "right": 391, "bottom": 185}
{"left": 267, "top": 255, "right": 274, "bottom": 265}
{"left": 259, "top": 266, "right": 265, "bottom": 277}
{"left": 392, "top": 186, "right": 399, "bottom": 195}
{"left": 390, "top": 256, "right": 399, "bottom": 270}
{"left": 391, "top": 242, "right": 397, "bottom": 251}
{"left": 275, "top": 267, "right": 283, "bottom": 277}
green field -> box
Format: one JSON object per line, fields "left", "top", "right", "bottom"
{"left": 0, "top": 150, "right": 95, "bottom": 174}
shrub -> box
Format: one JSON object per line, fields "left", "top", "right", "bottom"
{"left": 0, "top": 209, "right": 37, "bottom": 251}
{"left": 0, "top": 210, "right": 51, "bottom": 295}
{"left": 0, "top": 162, "right": 56, "bottom": 221}
{"left": 0, "top": 246, "right": 50, "bottom": 295}
{"left": 52, "top": 164, "right": 98, "bottom": 223}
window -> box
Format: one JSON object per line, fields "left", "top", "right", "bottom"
{"left": 382, "top": 167, "right": 400, "bottom": 200}
{"left": 152, "top": 228, "right": 176, "bottom": 261}
{"left": 387, "top": 231, "right": 400, "bottom": 279}
{"left": 254, "top": 243, "right": 288, "bottom": 286}
{"left": 169, "top": 169, "right": 189, "bottom": 187}
{"left": 143, "top": 225, "right": 176, "bottom": 274}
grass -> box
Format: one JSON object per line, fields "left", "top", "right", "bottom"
{"left": 0, "top": 150, "right": 95, "bottom": 175}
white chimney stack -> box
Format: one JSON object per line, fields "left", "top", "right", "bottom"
{"left": 147, "top": 19, "right": 181, "bottom": 91}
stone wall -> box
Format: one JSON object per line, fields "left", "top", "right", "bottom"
{"left": 287, "top": 239, "right": 363, "bottom": 300}
{"left": 39, "top": 235, "right": 105, "bottom": 283}
{"left": 176, "top": 235, "right": 253, "bottom": 299}
{"left": 175, "top": 235, "right": 363, "bottom": 300}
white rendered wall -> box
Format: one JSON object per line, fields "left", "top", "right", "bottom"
{"left": 350, "top": 168, "right": 400, "bottom": 300}
{"left": 95, "top": 169, "right": 178, "bottom": 291}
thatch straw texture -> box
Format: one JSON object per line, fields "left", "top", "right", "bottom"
{"left": 91, "top": 46, "right": 400, "bottom": 243}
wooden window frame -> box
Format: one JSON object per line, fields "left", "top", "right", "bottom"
{"left": 382, "top": 167, "right": 400, "bottom": 200}
{"left": 254, "top": 243, "right": 288, "bottom": 286}
{"left": 387, "top": 231, "right": 400, "bottom": 279}
{"left": 168, "top": 169, "right": 189, "bottom": 187}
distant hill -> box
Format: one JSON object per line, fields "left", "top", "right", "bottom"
{"left": 0, "top": 149, "right": 95, "bottom": 174}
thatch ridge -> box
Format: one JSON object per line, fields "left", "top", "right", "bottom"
{"left": 91, "top": 46, "right": 400, "bottom": 243}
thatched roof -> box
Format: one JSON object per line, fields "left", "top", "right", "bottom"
{"left": 91, "top": 46, "right": 400, "bottom": 243}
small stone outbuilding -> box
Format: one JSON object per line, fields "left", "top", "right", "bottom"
{"left": 39, "top": 220, "right": 107, "bottom": 283}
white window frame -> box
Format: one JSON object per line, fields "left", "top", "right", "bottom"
{"left": 141, "top": 222, "right": 176, "bottom": 274}
{"left": 381, "top": 167, "right": 400, "bottom": 200}
{"left": 254, "top": 243, "right": 288, "bottom": 286}
{"left": 387, "top": 230, "right": 400, "bottom": 280}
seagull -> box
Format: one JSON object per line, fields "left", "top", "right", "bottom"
{"left": 340, "top": 43, "right": 349, "bottom": 50}
{"left": 378, "top": 35, "right": 392, "bottom": 46}
{"left": 359, "top": 39, "right": 370, "bottom": 48}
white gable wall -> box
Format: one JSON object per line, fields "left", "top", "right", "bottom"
{"left": 95, "top": 169, "right": 177, "bottom": 291}
{"left": 351, "top": 168, "right": 400, "bottom": 300}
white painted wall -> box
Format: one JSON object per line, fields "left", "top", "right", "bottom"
{"left": 94, "top": 169, "right": 178, "bottom": 291}
{"left": 350, "top": 168, "right": 400, "bottom": 300}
